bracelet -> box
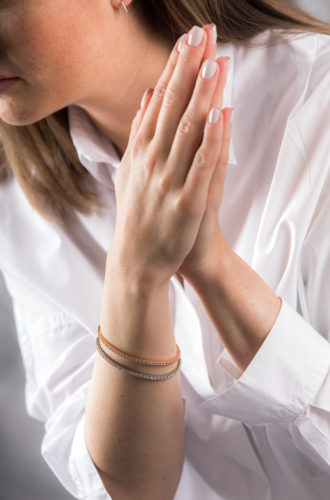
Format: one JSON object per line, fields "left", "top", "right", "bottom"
{"left": 97, "top": 324, "right": 181, "bottom": 366}
{"left": 96, "top": 337, "right": 181, "bottom": 381}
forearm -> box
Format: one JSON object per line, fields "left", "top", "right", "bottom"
{"left": 85, "top": 262, "right": 184, "bottom": 499}
{"left": 184, "top": 240, "right": 282, "bottom": 373}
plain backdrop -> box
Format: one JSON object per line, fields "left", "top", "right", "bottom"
{"left": 1, "top": 2, "right": 329, "bottom": 499}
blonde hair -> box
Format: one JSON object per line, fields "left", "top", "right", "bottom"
{"left": 1, "top": 0, "right": 329, "bottom": 227}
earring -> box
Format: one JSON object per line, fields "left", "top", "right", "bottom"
{"left": 121, "top": 1, "right": 129, "bottom": 13}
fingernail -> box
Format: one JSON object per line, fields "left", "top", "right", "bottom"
{"left": 188, "top": 26, "right": 204, "bottom": 47}
{"left": 210, "top": 24, "right": 217, "bottom": 44}
{"left": 202, "top": 59, "right": 217, "bottom": 79}
{"left": 140, "top": 89, "right": 149, "bottom": 109}
{"left": 177, "top": 33, "right": 187, "bottom": 52}
{"left": 228, "top": 107, "right": 234, "bottom": 123}
{"left": 208, "top": 108, "right": 220, "bottom": 124}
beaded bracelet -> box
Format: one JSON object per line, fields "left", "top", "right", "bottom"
{"left": 96, "top": 337, "right": 181, "bottom": 381}
{"left": 97, "top": 324, "right": 181, "bottom": 366}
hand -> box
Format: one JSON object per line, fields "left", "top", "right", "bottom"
{"left": 139, "top": 25, "right": 233, "bottom": 281}
{"left": 109, "top": 25, "right": 231, "bottom": 290}
{"left": 176, "top": 25, "right": 233, "bottom": 279}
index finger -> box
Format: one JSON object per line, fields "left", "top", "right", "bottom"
{"left": 138, "top": 25, "right": 218, "bottom": 135}
{"left": 202, "top": 24, "right": 218, "bottom": 60}
{"left": 137, "top": 33, "right": 187, "bottom": 139}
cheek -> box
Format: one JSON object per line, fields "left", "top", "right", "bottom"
{"left": 15, "top": 7, "right": 100, "bottom": 86}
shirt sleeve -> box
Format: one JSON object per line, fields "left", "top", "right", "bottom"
{"left": 7, "top": 294, "right": 112, "bottom": 500}
{"left": 197, "top": 33, "right": 330, "bottom": 475}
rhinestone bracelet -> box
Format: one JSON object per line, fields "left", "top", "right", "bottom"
{"left": 97, "top": 324, "right": 181, "bottom": 366}
{"left": 96, "top": 337, "right": 181, "bottom": 381}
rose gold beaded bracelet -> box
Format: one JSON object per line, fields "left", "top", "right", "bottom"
{"left": 96, "top": 337, "right": 181, "bottom": 382}
{"left": 97, "top": 324, "right": 181, "bottom": 366}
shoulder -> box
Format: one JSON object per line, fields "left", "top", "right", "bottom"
{"left": 308, "top": 32, "right": 330, "bottom": 92}
{"left": 234, "top": 28, "right": 329, "bottom": 76}
{"left": 239, "top": 29, "right": 329, "bottom": 121}
{"left": 268, "top": 30, "right": 329, "bottom": 92}
{"left": 286, "top": 32, "right": 330, "bottom": 158}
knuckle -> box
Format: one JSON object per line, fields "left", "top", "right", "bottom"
{"left": 141, "top": 153, "right": 155, "bottom": 176}
{"left": 173, "top": 193, "right": 196, "bottom": 216}
{"left": 164, "top": 85, "right": 178, "bottom": 107}
{"left": 152, "top": 83, "right": 167, "bottom": 103}
{"left": 178, "top": 113, "right": 194, "bottom": 135}
{"left": 173, "top": 193, "right": 187, "bottom": 212}
{"left": 194, "top": 150, "right": 207, "bottom": 169}
{"left": 158, "top": 173, "right": 170, "bottom": 195}
{"left": 180, "top": 50, "right": 194, "bottom": 65}
{"left": 131, "top": 133, "right": 145, "bottom": 156}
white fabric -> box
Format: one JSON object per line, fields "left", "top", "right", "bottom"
{"left": 1, "top": 28, "right": 330, "bottom": 499}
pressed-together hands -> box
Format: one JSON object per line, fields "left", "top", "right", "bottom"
{"left": 108, "top": 24, "right": 233, "bottom": 289}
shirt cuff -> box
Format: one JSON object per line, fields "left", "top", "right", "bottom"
{"left": 217, "top": 348, "right": 243, "bottom": 380}
{"left": 69, "top": 412, "right": 112, "bottom": 499}
{"left": 197, "top": 298, "right": 330, "bottom": 426}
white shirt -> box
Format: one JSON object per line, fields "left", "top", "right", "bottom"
{"left": 1, "top": 28, "right": 330, "bottom": 500}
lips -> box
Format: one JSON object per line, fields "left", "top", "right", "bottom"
{"left": 0, "top": 77, "right": 20, "bottom": 93}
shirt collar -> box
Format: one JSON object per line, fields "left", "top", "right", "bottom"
{"left": 68, "top": 105, "right": 122, "bottom": 168}
{"left": 68, "top": 40, "right": 237, "bottom": 178}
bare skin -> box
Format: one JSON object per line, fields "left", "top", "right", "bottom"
{"left": 87, "top": 24, "right": 233, "bottom": 497}
{"left": 1, "top": 1, "right": 282, "bottom": 497}
{"left": 0, "top": 0, "right": 171, "bottom": 156}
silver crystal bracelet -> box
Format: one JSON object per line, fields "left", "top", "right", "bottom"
{"left": 96, "top": 337, "right": 181, "bottom": 381}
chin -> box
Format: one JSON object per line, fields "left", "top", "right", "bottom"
{"left": 0, "top": 100, "right": 61, "bottom": 127}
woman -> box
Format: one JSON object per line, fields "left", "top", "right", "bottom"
{"left": 0, "top": 0, "right": 329, "bottom": 499}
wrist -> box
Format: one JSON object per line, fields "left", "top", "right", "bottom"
{"left": 105, "top": 253, "right": 170, "bottom": 297}
{"left": 182, "top": 236, "right": 233, "bottom": 288}
{"left": 100, "top": 264, "right": 176, "bottom": 361}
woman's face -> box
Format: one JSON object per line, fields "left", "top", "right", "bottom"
{"left": 0, "top": 0, "right": 172, "bottom": 154}
{"left": 0, "top": 0, "right": 142, "bottom": 126}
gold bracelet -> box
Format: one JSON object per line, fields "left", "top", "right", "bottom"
{"left": 97, "top": 324, "right": 181, "bottom": 366}
{"left": 96, "top": 337, "right": 181, "bottom": 381}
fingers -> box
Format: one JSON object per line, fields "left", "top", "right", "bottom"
{"left": 132, "top": 24, "right": 219, "bottom": 150}
{"left": 165, "top": 56, "right": 228, "bottom": 187}
{"left": 151, "top": 26, "right": 208, "bottom": 155}
{"left": 201, "top": 24, "right": 217, "bottom": 60}
{"left": 129, "top": 23, "right": 232, "bottom": 208}
{"left": 135, "top": 34, "right": 185, "bottom": 141}
{"left": 210, "top": 57, "right": 230, "bottom": 113}
{"left": 183, "top": 107, "right": 233, "bottom": 211}
{"left": 134, "top": 89, "right": 153, "bottom": 134}
{"left": 207, "top": 107, "right": 233, "bottom": 206}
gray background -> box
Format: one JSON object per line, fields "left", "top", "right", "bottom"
{"left": 1, "top": 2, "right": 329, "bottom": 499}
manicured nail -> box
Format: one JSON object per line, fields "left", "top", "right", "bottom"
{"left": 140, "top": 89, "right": 149, "bottom": 109}
{"left": 202, "top": 59, "right": 217, "bottom": 79}
{"left": 188, "top": 26, "right": 204, "bottom": 46}
{"left": 208, "top": 108, "right": 220, "bottom": 124}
